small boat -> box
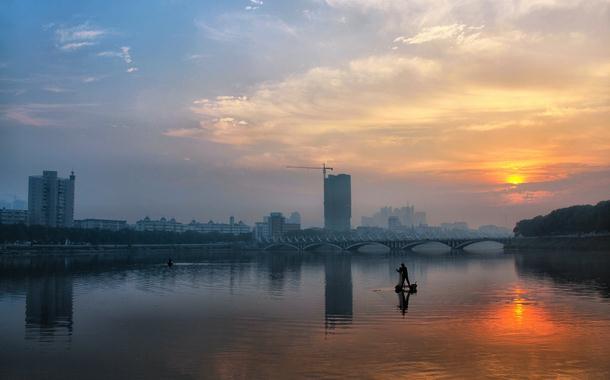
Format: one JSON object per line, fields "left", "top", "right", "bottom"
{"left": 395, "top": 283, "right": 417, "bottom": 293}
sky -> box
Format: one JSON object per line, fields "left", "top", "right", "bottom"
{"left": 1, "top": 0, "right": 609, "bottom": 228}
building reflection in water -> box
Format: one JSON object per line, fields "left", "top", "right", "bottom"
{"left": 324, "top": 253, "right": 353, "bottom": 331}
{"left": 25, "top": 273, "right": 74, "bottom": 342}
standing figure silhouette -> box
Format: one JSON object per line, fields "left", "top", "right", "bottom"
{"left": 395, "top": 263, "right": 411, "bottom": 290}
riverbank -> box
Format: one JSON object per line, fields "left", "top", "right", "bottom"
{"left": 506, "top": 235, "right": 610, "bottom": 251}
{"left": 0, "top": 242, "right": 256, "bottom": 255}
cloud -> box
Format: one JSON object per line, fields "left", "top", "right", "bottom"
{"left": 120, "top": 46, "right": 133, "bottom": 64}
{"left": 185, "top": 53, "right": 208, "bottom": 61}
{"left": 245, "top": 0, "right": 263, "bottom": 10}
{"left": 1, "top": 103, "right": 98, "bottom": 127}
{"left": 60, "top": 41, "right": 97, "bottom": 51}
{"left": 51, "top": 22, "right": 108, "bottom": 51}
{"left": 82, "top": 76, "right": 101, "bottom": 83}
{"left": 196, "top": 13, "right": 296, "bottom": 42}
{"left": 98, "top": 46, "right": 138, "bottom": 73}
{"left": 394, "top": 24, "right": 484, "bottom": 45}
{"left": 170, "top": 18, "right": 609, "bottom": 191}
{"left": 43, "top": 86, "right": 72, "bottom": 93}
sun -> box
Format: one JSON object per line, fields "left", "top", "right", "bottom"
{"left": 506, "top": 174, "right": 525, "bottom": 185}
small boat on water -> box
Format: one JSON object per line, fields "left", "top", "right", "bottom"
{"left": 395, "top": 283, "right": 417, "bottom": 293}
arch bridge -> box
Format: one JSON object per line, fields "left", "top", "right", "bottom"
{"left": 260, "top": 236, "right": 511, "bottom": 252}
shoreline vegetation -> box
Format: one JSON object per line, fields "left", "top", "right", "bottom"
{"left": 513, "top": 200, "right": 610, "bottom": 237}
{"left": 0, "top": 224, "right": 252, "bottom": 245}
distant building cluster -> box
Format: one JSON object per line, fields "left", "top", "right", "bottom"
{"left": 440, "top": 222, "right": 469, "bottom": 231}
{"left": 0, "top": 169, "right": 513, "bottom": 238}
{"left": 73, "top": 219, "right": 128, "bottom": 232}
{"left": 253, "top": 212, "right": 301, "bottom": 241}
{"left": 0, "top": 169, "right": 253, "bottom": 236}
{"left": 135, "top": 216, "right": 251, "bottom": 235}
{"left": 0, "top": 209, "right": 28, "bottom": 225}
{"left": 361, "top": 206, "right": 427, "bottom": 230}
{"left": 0, "top": 197, "right": 26, "bottom": 210}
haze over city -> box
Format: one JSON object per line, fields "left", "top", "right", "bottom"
{"left": 2, "top": 0, "right": 609, "bottom": 228}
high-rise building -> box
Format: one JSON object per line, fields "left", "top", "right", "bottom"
{"left": 28, "top": 171, "right": 75, "bottom": 227}
{"left": 324, "top": 174, "right": 351, "bottom": 231}
{"left": 268, "top": 212, "right": 286, "bottom": 239}
{"left": 287, "top": 211, "right": 301, "bottom": 225}
{"left": 388, "top": 216, "right": 402, "bottom": 231}
{"left": 414, "top": 211, "right": 427, "bottom": 226}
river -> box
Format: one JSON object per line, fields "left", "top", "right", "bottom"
{"left": 1, "top": 247, "right": 609, "bottom": 379}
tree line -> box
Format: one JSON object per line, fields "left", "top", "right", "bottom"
{"left": 0, "top": 224, "right": 252, "bottom": 245}
{"left": 514, "top": 200, "right": 610, "bottom": 237}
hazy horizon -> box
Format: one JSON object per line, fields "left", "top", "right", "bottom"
{"left": 2, "top": 0, "right": 609, "bottom": 228}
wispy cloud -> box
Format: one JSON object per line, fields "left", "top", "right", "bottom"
{"left": 185, "top": 53, "right": 209, "bottom": 61}
{"left": 42, "top": 86, "right": 72, "bottom": 93}
{"left": 394, "top": 24, "right": 484, "bottom": 45}
{"left": 196, "top": 13, "right": 297, "bottom": 42}
{"left": 59, "top": 41, "right": 97, "bottom": 51}
{"left": 97, "top": 46, "right": 139, "bottom": 73}
{"left": 50, "top": 22, "right": 109, "bottom": 51}
{"left": 245, "top": 0, "right": 263, "bottom": 11}
{"left": 2, "top": 103, "right": 99, "bottom": 127}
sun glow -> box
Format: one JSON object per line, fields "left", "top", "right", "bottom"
{"left": 506, "top": 174, "right": 525, "bottom": 185}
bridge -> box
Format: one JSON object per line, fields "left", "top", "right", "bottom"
{"left": 258, "top": 230, "right": 512, "bottom": 252}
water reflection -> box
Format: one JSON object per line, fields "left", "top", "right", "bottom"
{"left": 397, "top": 290, "right": 411, "bottom": 316}
{"left": 25, "top": 273, "right": 73, "bottom": 342}
{"left": 324, "top": 253, "right": 352, "bottom": 330}
{"left": 0, "top": 249, "right": 609, "bottom": 379}
{"left": 515, "top": 250, "right": 610, "bottom": 297}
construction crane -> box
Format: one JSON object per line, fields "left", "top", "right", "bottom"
{"left": 286, "top": 163, "right": 333, "bottom": 179}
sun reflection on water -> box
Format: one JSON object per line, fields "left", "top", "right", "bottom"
{"left": 486, "top": 287, "right": 562, "bottom": 341}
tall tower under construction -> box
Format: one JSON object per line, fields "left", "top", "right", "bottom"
{"left": 324, "top": 174, "right": 351, "bottom": 231}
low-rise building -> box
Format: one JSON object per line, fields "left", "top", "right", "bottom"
{"left": 186, "top": 218, "right": 251, "bottom": 235}
{"left": 253, "top": 212, "right": 301, "bottom": 241}
{"left": 74, "top": 218, "right": 128, "bottom": 231}
{"left": 135, "top": 217, "right": 186, "bottom": 233}
{"left": 254, "top": 221, "right": 270, "bottom": 241}
{"left": 135, "top": 216, "right": 251, "bottom": 235}
{"left": 0, "top": 208, "right": 28, "bottom": 225}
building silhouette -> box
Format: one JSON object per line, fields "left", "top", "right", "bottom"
{"left": 25, "top": 273, "right": 74, "bottom": 342}
{"left": 325, "top": 254, "right": 353, "bottom": 330}
{"left": 74, "top": 218, "right": 128, "bottom": 231}
{"left": 324, "top": 174, "right": 351, "bottom": 231}
{"left": 0, "top": 208, "right": 28, "bottom": 225}
{"left": 28, "top": 170, "right": 75, "bottom": 227}
{"left": 253, "top": 212, "right": 301, "bottom": 240}
{"left": 361, "top": 205, "right": 427, "bottom": 228}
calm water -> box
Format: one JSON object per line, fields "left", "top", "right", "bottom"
{"left": 1, "top": 247, "right": 610, "bottom": 379}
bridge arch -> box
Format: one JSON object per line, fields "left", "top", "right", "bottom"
{"left": 263, "top": 243, "right": 300, "bottom": 251}
{"left": 303, "top": 242, "right": 344, "bottom": 251}
{"left": 345, "top": 241, "right": 391, "bottom": 251}
{"left": 453, "top": 239, "right": 505, "bottom": 250}
{"left": 400, "top": 240, "right": 427, "bottom": 250}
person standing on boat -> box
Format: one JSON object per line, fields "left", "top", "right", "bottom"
{"left": 396, "top": 263, "right": 411, "bottom": 289}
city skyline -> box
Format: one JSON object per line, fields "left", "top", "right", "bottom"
{"left": 1, "top": 169, "right": 511, "bottom": 229}
{"left": 2, "top": 1, "right": 609, "bottom": 228}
